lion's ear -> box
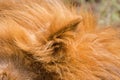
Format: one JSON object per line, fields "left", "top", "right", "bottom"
{"left": 48, "top": 18, "right": 81, "bottom": 53}
{"left": 41, "top": 18, "right": 81, "bottom": 63}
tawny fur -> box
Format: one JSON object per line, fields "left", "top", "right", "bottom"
{"left": 0, "top": 0, "right": 120, "bottom": 80}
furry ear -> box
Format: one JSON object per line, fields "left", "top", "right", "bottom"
{"left": 48, "top": 18, "right": 81, "bottom": 55}
{"left": 32, "top": 18, "right": 81, "bottom": 64}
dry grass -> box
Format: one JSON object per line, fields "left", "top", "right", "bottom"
{"left": 65, "top": 0, "right": 120, "bottom": 26}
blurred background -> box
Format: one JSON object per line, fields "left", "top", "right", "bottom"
{"left": 64, "top": 0, "right": 120, "bottom": 26}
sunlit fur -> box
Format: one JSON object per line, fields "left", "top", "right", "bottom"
{"left": 0, "top": 0, "right": 120, "bottom": 80}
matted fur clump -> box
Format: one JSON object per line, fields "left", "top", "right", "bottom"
{"left": 0, "top": 0, "right": 120, "bottom": 80}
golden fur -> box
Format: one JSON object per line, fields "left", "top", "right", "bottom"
{"left": 0, "top": 0, "right": 120, "bottom": 80}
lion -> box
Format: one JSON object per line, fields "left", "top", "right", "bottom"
{"left": 0, "top": 0, "right": 120, "bottom": 80}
